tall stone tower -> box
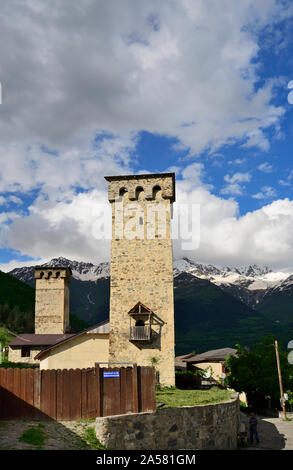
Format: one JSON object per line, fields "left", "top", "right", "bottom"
{"left": 105, "top": 172, "right": 176, "bottom": 386}
{"left": 34, "top": 267, "right": 71, "bottom": 334}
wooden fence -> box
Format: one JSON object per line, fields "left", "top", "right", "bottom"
{"left": 0, "top": 365, "right": 156, "bottom": 420}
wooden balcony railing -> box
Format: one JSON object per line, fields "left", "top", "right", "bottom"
{"left": 130, "top": 326, "right": 151, "bottom": 341}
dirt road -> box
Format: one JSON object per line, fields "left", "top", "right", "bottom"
{"left": 1, "top": 415, "right": 293, "bottom": 451}
{"left": 0, "top": 419, "right": 96, "bottom": 450}
{"left": 246, "top": 416, "right": 293, "bottom": 450}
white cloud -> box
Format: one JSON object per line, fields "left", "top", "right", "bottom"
{"left": 173, "top": 172, "right": 293, "bottom": 269}
{"left": 221, "top": 172, "right": 251, "bottom": 196}
{"left": 1, "top": 1, "right": 293, "bottom": 271}
{"left": 0, "top": 258, "right": 43, "bottom": 273}
{"left": 279, "top": 179, "right": 291, "bottom": 187}
{"left": 220, "top": 184, "right": 245, "bottom": 196}
{"left": 8, "top": 196, "right": 23, "bottom": 205}
{"left": 224, "top": 173, "right": 251, "bottom": 184}
{"left": 228, "top": 158, "right": 246, "bottom": 165}
{"left": 278, "top": 169, "right": 293, "bottom": 187}
{"left": 258, "top": 162, "right": 273, "bottom": 173}
{"left": 0, "top": 0, "right": 290, "bottom": 171}
{"left": 0, "top": 211, "right": 21, "bottom": 225}
{"left": 252, "top": 186, "right": 277, "bottom": 199}
{"left": 0, "top": 134, "right": 135, "bottom": 198}
{"left": 1, "top": 190, "right": 112, "bottom": 265}
{"left": 2, "top": 163, "right": 293, "bottom": 271}
{"left": 0, "top": 195, "right": 23, "bottom": 206}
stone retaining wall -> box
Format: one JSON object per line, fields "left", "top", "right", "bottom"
{"left": 95, "top": 397, "right": 239, "bottom": 450}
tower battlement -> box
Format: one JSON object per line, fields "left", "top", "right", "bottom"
{"left": 105, "top": 172, "right": 175, "bottom": 203}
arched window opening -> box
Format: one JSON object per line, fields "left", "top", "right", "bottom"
{"left": 119, "top": 187, "right": 128, "bottom": 197}
{"left": 135, "top": 186, "right": 144, "bottom": 200}
{"left": 153, "top": 185, "right": 162, "bottom": 199}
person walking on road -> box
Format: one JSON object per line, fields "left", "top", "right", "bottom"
{"left": 249, "top": 412, "right": 260, "bottom": 445}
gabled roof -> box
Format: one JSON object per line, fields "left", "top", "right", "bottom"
{"left": 175, "top": 353, "right": 195, "bottom": 362}
{"left": 175, "top": 353, "right": 195, "bottom": 368}
{"left": 128, "top": 302, "right": 154, "bottom": 315}
{"left": 9, "top": 334, "right": 74, "bottom": 347}
{"left": 184, "top": 348, "right": 237, "bottom": 364}
{"left": 34, "top": 319, "right": 110, "bottom": 360}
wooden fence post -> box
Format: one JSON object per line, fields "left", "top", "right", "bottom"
{"left": 96, "top": 364, "right": 101, "bottom": 417}
{"left": 34, "top": 368, "right": 41, "bottom": 410}
{"left": 132, "top": 364, "right": 139, "bottom": 413}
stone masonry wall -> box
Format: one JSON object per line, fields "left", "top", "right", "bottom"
{"left": 106, "top": 174, "right": 175, "bottom": 387}
{"left": 8, "top": 346, "right": 42, "bottom": 364}
{"left": 34, "top": 268, "right": 70, "bottom": 334}
{"left": 95, "top": 397, "right": 239, "bottom": 450}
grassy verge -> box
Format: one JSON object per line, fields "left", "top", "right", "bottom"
{"left": 81, "top": 426, "right": 107, "bottom": 450}
{"left": 156, "top": 386, "right": 231, "bottom": 408}
{"left": 19, "top": 424, "right": 46, "bottom": 449}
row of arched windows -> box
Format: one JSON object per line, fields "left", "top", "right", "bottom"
{"left": 119, "top": 185, "right": 162, "bottom": 199}
{"left": 39, "top": 271, "right": 61, "bottom": 279}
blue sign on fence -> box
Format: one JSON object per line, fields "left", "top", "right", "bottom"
{"left": 103, "top": 371, "right": 120, "bottom": 378}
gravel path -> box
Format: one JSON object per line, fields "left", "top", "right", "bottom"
{"left": 0, "top": 419, "right": 95, "bottom": 450}
{"left": 246, "top": 416, "right": 293, "bottom": 450}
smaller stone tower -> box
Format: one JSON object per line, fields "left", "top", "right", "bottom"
{"left": 34, "top": 266, "right": 71, "bottom": 334}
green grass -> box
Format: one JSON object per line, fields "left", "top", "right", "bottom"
{"left": 82, "top": 426, "right": 107, "bottom": 450}
{"left": 0, "top": 327, "right": 15, "bottom": 346}
{"left": 0, "top": 360, "right": 36, "bottom": 369}
{"left": 156, "top": 386, "right": 231, "bottom": 408}
{"left": 19, "top": 424, "right": 46, "bottom": 448}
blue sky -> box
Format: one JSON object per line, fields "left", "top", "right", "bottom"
{"left": 1, "top": 0, "right": 293, "bottom": 271}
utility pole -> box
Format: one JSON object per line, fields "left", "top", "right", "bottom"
{"left": 275, "top": 340, "right": 286, "bottom": 420}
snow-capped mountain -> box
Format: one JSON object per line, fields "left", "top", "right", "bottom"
{"left": 44, "top": 257, "right": 110, "bottom": 281}
{"left": 173, "top": 257, "right": 290, "bottom": 290}
{"left": 172, "top": 258, "right": 293, "bottom": 307}
{"left": 9, "top": 256, "right": 110, "bottom": 284}
{"left": 8, "top": 255, "right": 293, "bottom": 309}
{"left": 6, "top": 256, "right": 293, "bottom": 353}
{"left": 266, "top": 274, "right": 293, "bottom": 292}
{"left": 173, "top": 258, "right": 273, "bottom": 280}
{"left": 9, "top": 255, "right": 292, "bottom": 289}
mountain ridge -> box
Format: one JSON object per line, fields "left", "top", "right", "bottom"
{"left": 8, "top": 255, "right": 291, "bottom": 284}
{"left": 9, "top": 257, "right": 292, "bottom": 311}
{"left": 6, "top": 256, "right": 293, "bottom": 354}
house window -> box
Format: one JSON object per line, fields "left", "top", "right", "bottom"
{"left": 21, "top": 346, "right": 31, "bottom": 358}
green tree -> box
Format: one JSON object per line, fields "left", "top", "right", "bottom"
{"left": 225, "top": 334, "right": 293, "bottom": 409}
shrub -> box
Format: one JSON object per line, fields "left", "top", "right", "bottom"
{"left": 175, "top": 370, "right": 202, "bottom": 389}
